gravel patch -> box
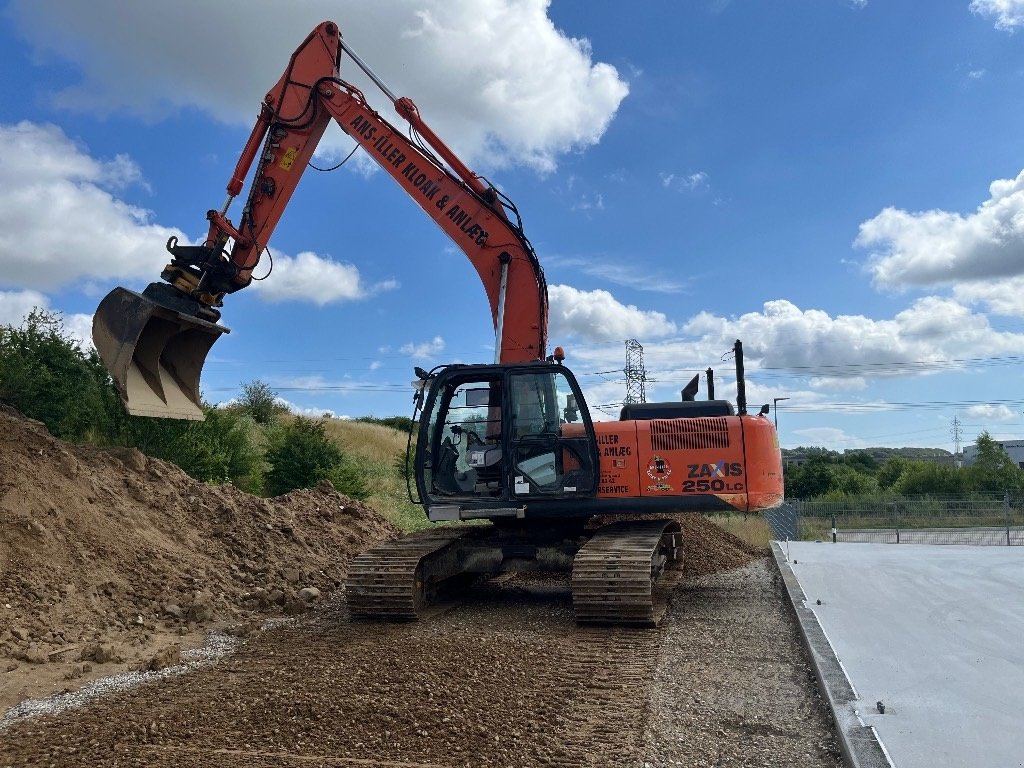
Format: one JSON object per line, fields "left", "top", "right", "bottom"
{"left": 1, "top": 631, "right": 239, "bottom": 728}
{"left": 642, "top": 558, "right": 843, "bottom": 767}
{"left": 0, "top": 556, "right": 842, "bottom": 768}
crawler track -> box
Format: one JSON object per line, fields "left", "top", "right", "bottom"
{"left": 346, "top": 529, "right": 471, "bottom": 620}
{"left": 571, "top": 519, "right": 683, "bottom": 625}
{"left": 348, "top": 520, "right": 685, "bottom": 625}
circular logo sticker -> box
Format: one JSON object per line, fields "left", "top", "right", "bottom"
{"left": 646, "top": 454, "right": 672, "bottom": 480}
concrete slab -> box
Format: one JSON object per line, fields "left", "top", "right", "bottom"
{"left": 781, "top": 541, "right": 1024, "bottom": 768}
{"left": 772, "top": 543, "right": 891, "bottom": 768}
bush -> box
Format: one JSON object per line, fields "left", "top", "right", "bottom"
{"left": 121, "top": 406, "right": 264, "bottom": 489}
{"left": 357, "top": 415, "right": 415, "bottom": 433}
{"left": 0, "top": 309, "right": 121, "bottom": 442}
{"left": 326, "top": 458, "right": 370, "bottom": 500}
{"left": 264, "top": 416, "right": 345, "bottom": 496}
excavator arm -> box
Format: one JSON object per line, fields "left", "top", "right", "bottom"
{"left": 93, "top": 20, "right": 547, "bottom": 419}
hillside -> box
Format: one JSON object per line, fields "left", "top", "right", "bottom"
{"left": 783, "top": 446, "right": 955, "bottom": 464}
{"left": 321, "top": 417, "right": 428, "bottom": 530}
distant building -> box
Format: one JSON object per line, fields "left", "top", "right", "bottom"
{"left": 962, "top": 439, "right": 1024, "bottom": 469}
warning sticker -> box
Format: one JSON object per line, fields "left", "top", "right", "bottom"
{"left": 279, "top": 147, "right": 299, "bottom": 170}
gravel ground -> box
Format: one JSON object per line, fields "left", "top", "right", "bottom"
{"left": 642, "top": 559, "right": 843, "bottom": 767}
{"left": 0, "top": 558, "right": 842, "bottom": 767}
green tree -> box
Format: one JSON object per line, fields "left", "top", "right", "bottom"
{"left": 785, "top": 456, "right": 835, "bottom": 499}
{"left": 326, "top": 458, "right": 370, "bottom": 500}
{"left": 967, "top": 432, "right": 1024, "bottom": 493}
{"left": 264, "top": 416, "right": 370, "bottom": 497}
{"left": 0, "top": 309, "right": 121, "bottom": 442}
{"left": 894, "top": 462, "right": 967, "bottom": 495}
{"left": 843, "top": 451, "right": 880, "bottom": 475}
{"left": 233, "top": 379, "right": 287, "bottom": 425}
{"left": 827, "top": 464, "right": 879, "bottom": 496}
{"left": 876, "top": 457, "right": 909, "bottom": 490}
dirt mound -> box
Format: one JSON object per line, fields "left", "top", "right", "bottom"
{"left": 0, "top": 406, "right": 399, "bottom": 704}
{"left": 590, "top": 511, "right": 762, "bottom": 580}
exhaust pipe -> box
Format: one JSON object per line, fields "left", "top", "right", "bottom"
{"left": 92, "top": 283, "right": 229, "bottom": 420}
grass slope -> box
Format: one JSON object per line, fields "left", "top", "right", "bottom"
{"left": 322, "top": 418, "right": 429, "bottom": 532}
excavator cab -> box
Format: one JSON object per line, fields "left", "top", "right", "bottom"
{"left": 92, "top": 282, "right": 229, "bottom": 420}
{"left": 414, "top": 362, "right": 600, "bottom": 521}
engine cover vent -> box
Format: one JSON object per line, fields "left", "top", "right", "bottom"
{"left": 650, "top": 417, "right": 730, "bottom": 451}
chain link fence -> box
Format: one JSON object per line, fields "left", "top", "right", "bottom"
{"left": 766, "top": 494, "right": 1024, "bottom": 546}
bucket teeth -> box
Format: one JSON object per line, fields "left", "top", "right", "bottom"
{"left": 92, "top": 285, "right": 228, "bottom": 420}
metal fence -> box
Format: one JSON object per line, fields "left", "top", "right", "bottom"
{"left": 767, "top": 495, "right": 1024, "bottom": 546}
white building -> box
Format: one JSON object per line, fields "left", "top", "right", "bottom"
{"left": 961, "top": 439, "right": 1024, "bottom": 469}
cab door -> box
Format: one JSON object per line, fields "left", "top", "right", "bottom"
{"left": 507, "top": 368, "right": 598, "bottom": 499}
{"left": 418, "top": 372, "right": 506, "bottom": 502}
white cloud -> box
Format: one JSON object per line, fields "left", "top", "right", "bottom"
{"left": 791, "top": 427, "right": 866, "bottom": 450}
{"left": 0, "top": 288, "right": 93, "bottom": 349}
{"left": 970, "top": 0, "right": 1024, "bottom": 30}
{"left": 857, "top": 169, "right": 1024, "bottom": 289}
{"left": 546, "top": 256, "right": 687, "bottom": 293}
{"left": 660, "top": 171, "right": 710, "bottom": 191}
{"left": 250, "top": 251, "right": 396, "bottom": 304}
{"left": 0, "top": 289, "right": 50, "bottom": 327}
{"left": 9, "top": 0, "right": 628, "bottom": 173}
{"left": 400, "top": 336, "right": 446, "bottom": 359}
{"left": 570, "top": 193, "right": 605, "bottom": 213}
{"left": 808, "top": 376, "right": 868, "bottom": 392}
{"left": 62, "top": 312, "right": 96, "bottom": 350}
{"left": 963, "top": 404, "right": 1018, "bottom": 421}
{"left": 0, "top": 121, "right": 392, "bottom": 308}
{"left": 683, "top": 297, "right": 1024, "bottom": 372}
{"left": 0, "top": 121, "right": 186, "bottom": 291}
{"left": 953, "top": 276, "right": 1024, "bottom": 316}
{"left": 278, "top": 398, "right": 337, "bottom": 419}
{"left": 548, "top": 284, "right": 678, "bottom": 342}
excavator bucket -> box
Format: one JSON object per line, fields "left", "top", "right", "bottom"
{"left": 92, "top": 285, "right": 228, "bottom": 420}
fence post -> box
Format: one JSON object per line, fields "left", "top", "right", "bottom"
{"left": 831, "top": 513, "right": 837, "bottom": 543}
{"left": 894, "top": 503, "right": 900, "bottom": 544}
{"left": 1006, "top": 492, "right": 1011, "bottom": 547}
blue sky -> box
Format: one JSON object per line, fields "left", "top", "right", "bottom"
{"left": 2, "top": 0, "right": 1024, "bottom": 452}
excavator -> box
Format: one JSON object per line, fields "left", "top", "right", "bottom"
{"left": 92, "top": 21, "right": 783, "bottom": 626}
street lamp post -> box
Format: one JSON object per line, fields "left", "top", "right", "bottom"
{"left": 773, "top": 397, "right": 790, "bottom": 430}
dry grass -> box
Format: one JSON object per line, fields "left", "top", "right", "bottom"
{"left": 708, "top": 513, "right": 774, "bottom": 552}
{"left": 320, "top": 418, "right": 430, "bottom": 531}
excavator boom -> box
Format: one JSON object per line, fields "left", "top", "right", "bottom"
{"left": 94, "top": 20, "right": 547, "bottom": 418}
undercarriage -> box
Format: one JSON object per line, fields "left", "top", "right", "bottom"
{"left": 346, "top": 518, "right": 683, "bottom": 626}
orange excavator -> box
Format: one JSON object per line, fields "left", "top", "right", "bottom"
{"left": 93, "top": 21, "right": 783, "bottom": 625}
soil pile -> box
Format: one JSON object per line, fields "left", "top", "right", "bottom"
{"left": 0, "top": 405, "right": 399, "bottom": 701}
{"left": 590, "top": 511, "right": 762, "bottom": 580}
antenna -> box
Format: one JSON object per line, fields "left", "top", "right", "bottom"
{"left": 624, "top": 339, "right": 647, "bottom": 404}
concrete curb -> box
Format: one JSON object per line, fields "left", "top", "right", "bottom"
{"left": 771, "top": 542, "right": 893, "bottom": 768}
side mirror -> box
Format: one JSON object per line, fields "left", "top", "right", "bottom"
{"left": 759, "top": 403, "right": 770, "bottom": 416}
